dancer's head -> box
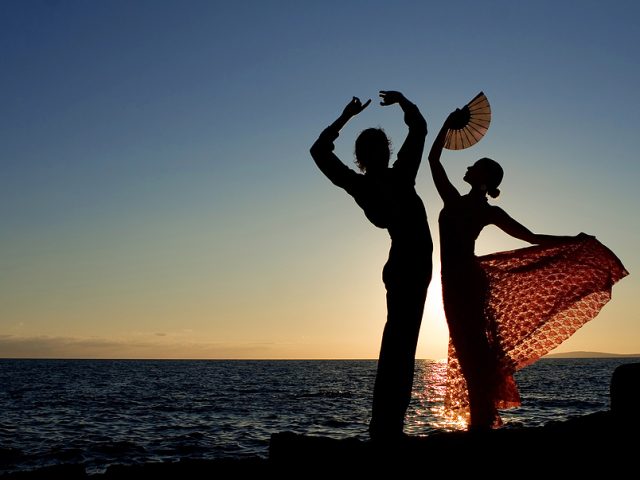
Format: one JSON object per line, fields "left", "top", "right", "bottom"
{"left": 354, "top": 128, "right": 391, "bottom": 173}
{"left": 464, "top": 157, "right": 503, "bottom": 198}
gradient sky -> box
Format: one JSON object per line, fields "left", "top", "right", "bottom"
{"left": 1, "top": 1, "right": 638, "bottom": 359}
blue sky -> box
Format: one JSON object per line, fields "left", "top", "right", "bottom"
{"left": 1, "top": 1, "right": 638, "bottom": 358}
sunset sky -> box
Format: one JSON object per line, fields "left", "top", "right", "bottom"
{"left": 1, "top": 1, "right": 638, "bottom": 359}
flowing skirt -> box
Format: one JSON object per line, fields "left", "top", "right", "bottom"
{"left": 443, "top": 234, "right": 628, "bottom": 424}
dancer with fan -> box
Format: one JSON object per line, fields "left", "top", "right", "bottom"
{"left": 429, "top": 94, "right": 628, "bottom": 429}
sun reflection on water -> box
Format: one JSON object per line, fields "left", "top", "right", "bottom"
{"left": 405, "top": 359, "right": 469, "bottom": 435}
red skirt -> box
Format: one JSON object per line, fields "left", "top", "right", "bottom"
{"left": 444, "top": 234, "right": 628, "bottom": 423}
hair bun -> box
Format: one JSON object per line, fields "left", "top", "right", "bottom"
{"left": 488, "top": 187, "right": 500, "bottom": 198}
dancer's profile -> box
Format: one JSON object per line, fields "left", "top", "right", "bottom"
{"left": 428, "top": 107, "right": 628, "bottom": 429}
{"left": 310, "top": 91, "right": 431, "bottom": 439}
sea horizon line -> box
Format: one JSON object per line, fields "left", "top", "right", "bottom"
{"left": 1, "top": 351, "right": 640, "bottom": 361}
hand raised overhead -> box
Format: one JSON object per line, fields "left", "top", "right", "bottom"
{"left": 379, "top": 90, "right": 406, "bottom": 106}
{"left": 342, "top": 96, "right": 372, "bottom": 118}
{"left": 445, "top": 108, "right": 467, "bottom": 129}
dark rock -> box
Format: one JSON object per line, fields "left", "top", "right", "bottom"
{"left": 100, "top": 457, "right": 267, "bottom": 479}
{"left": 610, "top": 363, "right": 640, "bottom": 422}
{"left": 0, "top": 463, "right": 87, "bottom": 480}
{"left": 269, "top": 412, "right": 634, "bottom": 475}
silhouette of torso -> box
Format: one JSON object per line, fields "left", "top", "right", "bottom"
{"left": 310, "top": 126, "right": 432, "bottom": 281}
{"left": 439, "top": 194, "right": 492, "bottom": 268}
{"left": 348, "top": 170, "right": 431, "bottom": 280}
{"left": 438, "top": 194, "right": 494, "bottom": 336}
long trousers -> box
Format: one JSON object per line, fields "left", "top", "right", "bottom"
{"left": 370, "top": 262, "right": 430, "bottom": 438}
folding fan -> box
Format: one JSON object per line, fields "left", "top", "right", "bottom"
{"left": 444, "top": 92, "right": 491, "bottom": 150}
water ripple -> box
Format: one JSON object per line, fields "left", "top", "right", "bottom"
{"left": 0, "top": 358, "right": 634, "bottom": 475}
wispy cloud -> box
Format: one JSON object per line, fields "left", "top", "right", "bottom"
{"left": 0, "top": 334, "right": 276, "bottom": 359}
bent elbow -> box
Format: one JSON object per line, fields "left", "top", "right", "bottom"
{"left": 310, "top": 144, "right": 329, "bottom": 167}
{"left": 310, "top": 136, "right": 335, "bottom": 159}
{"left": 417, "top": 117, "right": 428, "bottom": 133}
{"left": 309, "top": 141, "right": 322, "bottom": 158}
{"left": 410, "top": 118, "right": 427, "bottom": 136}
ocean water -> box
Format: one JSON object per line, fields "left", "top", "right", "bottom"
{"left": 0, "top": 358, "right": 635, "bottom": 475}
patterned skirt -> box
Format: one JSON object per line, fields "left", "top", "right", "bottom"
{"left": 443, "top": 234, "right": 628, "bottom": 424}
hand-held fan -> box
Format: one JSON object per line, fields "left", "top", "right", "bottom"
{"left": 444, "top": 91, "right": 491, "bottom": 150}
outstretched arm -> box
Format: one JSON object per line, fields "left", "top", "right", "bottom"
{"left": 490, "top": 206, "right": 578, "bottom": 245}
{"left": 428, "top": 111, "right": 461, "bottom": 204}
{"left": 379, "top": 91, "right": 427, "bottom": 181}
{"left": 310, "top": 97, "right": 371, "bottom": 189}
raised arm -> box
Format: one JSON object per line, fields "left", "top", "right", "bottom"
{"left": 428, "top": 111, "right": 461, "bottom": 204}
{"left": 490, "top": 206, "right": 577, "bottom": 245}
{"left": 310, "top": 96, "right": 371, "bottom": 189}
{"left": 379, "top": 91, "right": 427, "bottom": 181}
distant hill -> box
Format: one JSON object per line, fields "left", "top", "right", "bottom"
{"left": 545, "top": 351, "right": 640, "bottom": 359}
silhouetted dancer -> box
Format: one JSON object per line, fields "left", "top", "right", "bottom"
{"left": 310, "top": 91, "right": 431, "bottom": 439}
{"left": 428, "top": 107, "right": 628, "bottom": 429}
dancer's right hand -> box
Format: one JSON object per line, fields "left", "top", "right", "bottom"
{"left": 445, "top": 108, "right": 464, "bottom": 128}
{"left": 342, "top": 96, "right": 371, "bottom": 118}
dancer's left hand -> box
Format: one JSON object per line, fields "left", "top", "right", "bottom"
{"left": 379, "top": 90, "right": 405, "bottom": 106}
